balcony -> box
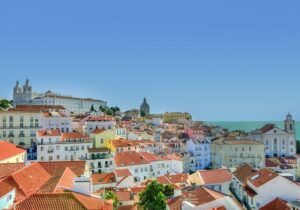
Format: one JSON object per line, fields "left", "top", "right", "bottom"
{"left": 19, "top": 134, "right": 25, "bottom": 137}
{"left": 8, "top": 134, "right": 15, "bottom": 138}
{"left": 90, "top": 154, "right": 112, "bottom": 160}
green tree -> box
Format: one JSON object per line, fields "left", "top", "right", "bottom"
{"left": 140, "top": 110, "right": 146, "bottom": 117}
{"left": 0, "top": 99, "right": 11, "bottom": 109}
{"left": 90, "top": 105, "right": 96, "bottom": 112}
{"left": 104, "top": 191, "right": 119, "bottom": 210}
{"left": 139, "top": 181, "right": 167, "bottom": 210}
{"left": 163, "top": 184, "right": 174, "bottom": 197}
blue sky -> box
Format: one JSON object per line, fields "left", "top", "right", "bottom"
{"left": 0, "top": 1, "right": 299, "bottom": 121}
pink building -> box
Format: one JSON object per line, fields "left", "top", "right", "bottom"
{"left": 185, "top": 126, "right": 205, "bottom": 140}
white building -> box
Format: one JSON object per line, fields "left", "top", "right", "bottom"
{"left": 249, "top": 113, "right": 297, "bottom": 157}
{"left": 232, "top": 164, "right": 300, "bottom": 209}
{"left": 85, "top": 148, "right": 114, "bottom": 174}
{"left": 13, "top": 80, "right": 107, "bottom": 114}
{"left": 36, "top": 129, "right": 92, "bottom": 161}
{"left": 186, "top": 139, "right": 210, "bottom": 171}
{"left": 40, "top": 111, "right": 72, "bottom": 133}
{"left": 83, "top": 116, "right": 116, "bottom": 135}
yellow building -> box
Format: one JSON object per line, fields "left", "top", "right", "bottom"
{"left": 0, "top": 141, "right": 26, "bottom": 163}
{"left": 163, "top": 112, "right": 192, "bottom": 123}
{"left": 211, "top": 139, "right": 265, "bottom": 169}
{"left": 90, "top": 128, "right": 115, "bottom": 148}
{"left": 0, "top": 106, "right": 43, "bottom": 147}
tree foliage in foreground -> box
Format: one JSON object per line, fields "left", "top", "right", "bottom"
{"left": 140, "top": 180, "right": 174, "bottom": 210}
{"left": 104, "top": 191, "right": 119, "bottom": 210}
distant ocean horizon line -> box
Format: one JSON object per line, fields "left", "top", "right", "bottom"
{"left": 204, "top": 121, "right": 300, "bottom": 140}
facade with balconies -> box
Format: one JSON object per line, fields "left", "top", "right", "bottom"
{"left": 36, "top": 129, "right": 92, "bottom": 162}
{"left": 84, "top": 148, "right": 115, "bottom": 174}
{"left": 186, "top": 139, "right": 211, "bottom": 171}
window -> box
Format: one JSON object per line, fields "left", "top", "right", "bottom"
{"left": 41, "top": 146, "right": 44, "bottom": 151}
{"left": 141, "top": 168, "right": 143, "bottom": 172}
{"left": 56, "top": 145, "right": 60, "bottom": 150}
{"left": 65, "top": 155, "right": 68, "bottom": 160}
{"left": 135, "top": 168, "right": 138, "bottom": 173}
{"left": 56, "top": 155, "right": 60, "bottom": 160}
{"left": 249, "top": 147, "right": 252, "bottom": 151}
{"left": 81, "top": 146, "right": 84, "bottom": 150}
{"left": 76, "top": 146, "right": 79, "bottom": 151}
{"left": 65, "top": 146, "right": 68, "bottom": 151}
{"left": 6, "top": 194, "right": 12, "bottom": 202}
{"left": 41, "top": 156, "right": 44, "bottom": 161}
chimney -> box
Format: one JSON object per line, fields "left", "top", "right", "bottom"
{"left": 72, "top": 176, "right": 92, "bottom": 196}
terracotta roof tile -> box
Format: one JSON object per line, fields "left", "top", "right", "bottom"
{"left": 0, "top": 141, "right": 26, "bottom": 161}
{"left": 115, "top": 169, "right": 132, "bottom": 177}
{"left": 197, "top": 169, "right": 232, "bottom": 184}
{"left": 259, "top": 197, "right": 289, "bottom": 210}
{"left": 92, "top": 173, "right": 116, "bottom": 185}
{"left": 91, "top": 128, "right": 106, "bottom": 135}
{"left": 0, "top": 163, "right": 25, "bottom": 178}
{"left": 233, "top": 164, "right": 257, "bottom": 184}
{"left": 14, "top": 192, "right": 111, "bottom": 210}
{"left": 39, "top": 161, "right": 87, "bottom": 177}
{"left": 114, "top": 191, "right": 132, "bottom": 202}
{"left": 165, "top": 174, "right": 189, "bottom": 184}
{"left": 114, "top": 151, "right": 149, "bottom": 167}
{"left": 260, "top": 124, "right": 275, "bottom": 133}
{"left": 111, "top": 140, "right": 141, "bottom": 148}
{"left": 60, "top": 132, "right": 89, "bottom": 141}
{"left": 0, "top": 181, "right": 15, "bottom": 198}
{"left": 118, "top": 205, "right": 138, "bottom": 210}
{"left": 248, "top": 168, "right": 278, "bottom": 188}
{"left": 37, "top": 129, "right": 61, "bottom": 137}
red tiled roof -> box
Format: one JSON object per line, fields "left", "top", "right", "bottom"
{"left": 91, "top": 128, "right": 106, "bottom": 135}
{"left": 0, "top": 181, "right": 15, "bottom": 198}
{"left": 117, "top": 205, "right": 138, "bottom": 210}
{"left": 0, "top": 141, "right": 26, "bottom": 161}
{"left": 14, "top": 192, "right": 112, "bottom": 210}
{"left": 92, "top": 173, "right": 116, "bottom": 185}
{"left": 197, "top": 169, "right": 232, "bottom": 184}
{"left": 1, "top": 162, "right": 51, "bottom": 203}
{"left": 115, "top": 169, "right": 132, "bottom": 177}
{"left": 248, "top": 168, "right": 278, "bottom": 188}
{"left": 37, "top": 129, "right": 61, "bottom": 137}
{"left": 39, "top": 161, "right": 87, "bottom": 177}
{"left": 180, "top": 187, "right": 226, "bottom": 207}
{"left": 139, "top": 152, "right": 170, "bottom": 162}
{"left": 260, "top": 124, "right": 275, "bottom": 133}
{"left": 5, "top": 105, "right": 66, "bottom": 112}
{"left": 265, "top": 159, "right": 279, "bottom": 168}
{"left": 259, "top": 197, "right": 289, "bottom": 210}
{"left": 166, "top": 174, "right": 189, "bottom": 184}
{"left": 130, "top": 186, "right": 146, "bottom": 194}
{"left": 233, "top": 164, "right": 257, "bottom": 184}
{"left": 0, "top": 163, "right": 25, "bottom": 178}
{"left": 39, "top": 167, "right": 75, "bottom": 193}
{"left": 111, "top": 139, "right": 141, "bottom": 148}
{"left": 87, "top": 116, "right": 115, "bottom": 122}
{"left": 114, "top": 191, "right": 132, "bottom": 202}
{"left": 60, "top": 132, "right": 89, "bottom": 141}
{"left": 114, "top": 151, "right": 149, "bottom": 167}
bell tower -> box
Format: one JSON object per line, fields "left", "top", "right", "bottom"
{"left": 284, "top": 112, "right": 295, "bottom": 134}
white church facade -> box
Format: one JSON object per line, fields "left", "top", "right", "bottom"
{"left": 249, "top": 113, "right": 297, "bottom": 157}
{"left": 13, "top": 80, "right": 107, "bottom": 114}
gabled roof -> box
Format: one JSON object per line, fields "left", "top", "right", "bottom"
{"left": 14, "top": 192, "right": 112, "bottom": 210}
{"left": 115, "top": 169, "right": 132, "bottom": 177}
{"left": 114, "top": 191, "right": 132, "bottom": 202}
{"left": 1, "top": 162, "right": 51, "bottom": 202}
{"left": 248, "top": 168, "right": 278, "bottom": 188}
{"left": 0, "top": 163, "right": 26, "bottom": 179}
{"left": 233, "top": 164, "right": 257, "bottom": 184}
{"left": 39, "top": 167, "right": 75, "bottom": 193}
{"left": 60, "top": 132, "right": 89, "bottom": 141}
{"left": 196, "top": 169, "right": 232, "bottom": 184}
{"left": 114, "top": 151, "right": 149, "bottom": 167}
{"left": 180, "top": 187, "right": 226, "bottom": 207}
{"left": 37, "top": 129, "right": 61, "bottom": 137}
{"left": 0, "top": 181, "right": 15, "bottom": 199}
{"left": 166, "top": 174, "right": 189, "bottom": 184}
{"left": 111, "top": 139, "right": 141, "bottom": 148}
{"left": 0, "top": 141, "right": 26, "bottom": 161}
{"left": 139, "top": 152, "right": 170, "bottom": 162}
{"left": 260, "top": 124, "right": 275, "bottom": 133}
{"left": 91, "top": 128, "right": 106, "bottom": 135}
{"left": 39, "top": 161, "right": 87, "bottom": 177}
{"left": 259, "top": 197, "right": 289, "bottom": 210}
{"left": 92, "top": 173, "right": 116, "bottom": 185}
